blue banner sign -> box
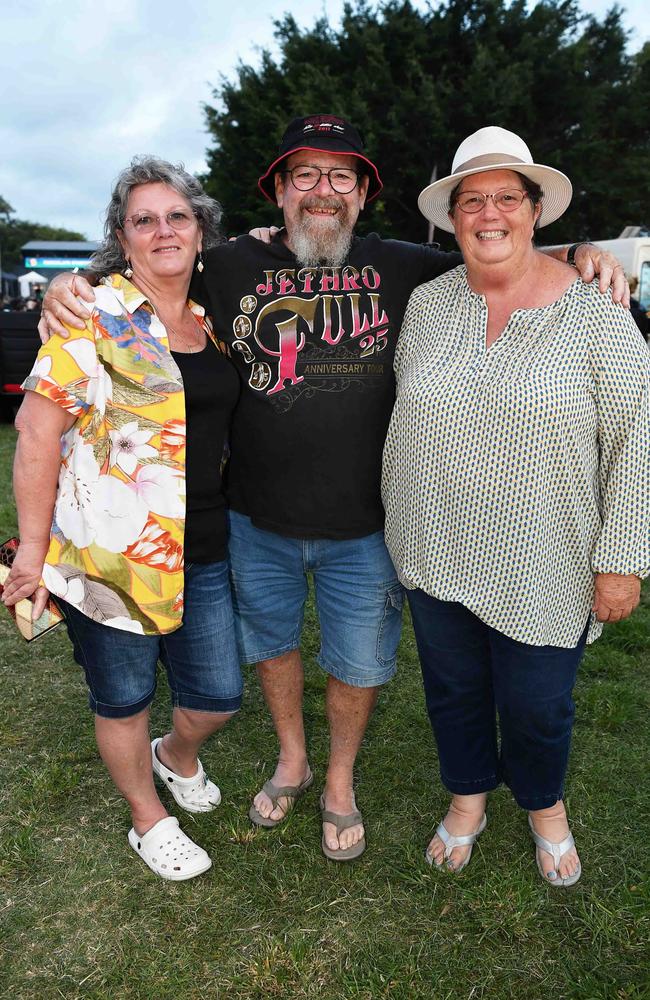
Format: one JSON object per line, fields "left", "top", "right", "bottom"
{"left": 24, "top": 257, "right": 92, "bottom": 269}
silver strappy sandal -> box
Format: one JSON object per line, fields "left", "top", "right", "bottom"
{"left": 528, "top": 814, "right": 582, "bottom": 887}
{"left": 425, "top": 813, "right": 487, "bottom": 872}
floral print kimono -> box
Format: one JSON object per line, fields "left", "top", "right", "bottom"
{"left": 22, "top": 274, "right": 215, "bottom": 635}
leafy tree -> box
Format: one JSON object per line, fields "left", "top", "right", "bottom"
{"left": 202, "top": 0, "right": 649, "bottom": 246}
{"left": 0, "top": 216, "right": 87, "bottom": 273}
{"left": 0, "top": 196, "right": 14, "bottom": 224}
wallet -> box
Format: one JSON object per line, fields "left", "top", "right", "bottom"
{"left": 0, "top": 537, "right": 65, "bottom": 642}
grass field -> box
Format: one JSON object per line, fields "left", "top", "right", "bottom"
{"left": 0, "top": 419, "right": 648, "bottom": 1000}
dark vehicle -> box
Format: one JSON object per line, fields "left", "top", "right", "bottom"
{"left": 0, "top": 311, "right": 41, "bottom": 420}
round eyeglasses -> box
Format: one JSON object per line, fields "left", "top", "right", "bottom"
{"left": 283, "top": 165, "right": 360, "bottom": 194}
{"left": 455, "top": 189, "right": 529, "bottom": 214}
{"left": 122, "top": 210, "right": 197, "bottom": 234}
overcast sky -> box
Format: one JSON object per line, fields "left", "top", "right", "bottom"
{"left": 2, "top": 0, "right": 647, "bottom": 241}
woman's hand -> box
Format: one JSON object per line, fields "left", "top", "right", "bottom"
{"left": 1, "top": 540, "right": 51, "bottom": 619}
{"left": 38, "top": 272, "right": 95, "bottom": 343}
{"left": 592, "top": 572, "right": 641, "bottom": 622}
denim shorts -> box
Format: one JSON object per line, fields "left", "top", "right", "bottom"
{"left": 227, "top": 511, "right": 404, "bottom": 687}
{"left": 60, "top": 560, "right": 243, "bottom": 719}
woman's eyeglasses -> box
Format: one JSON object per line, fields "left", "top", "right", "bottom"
{"left": 455, "top": 189, "right": 529, "bottom": 214}
{"left": 122, "top": 210, "right": 197, "bottom": 233}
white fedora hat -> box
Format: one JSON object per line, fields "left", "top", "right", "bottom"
{"left": 418, "top": 126, "right": 572, "bottom": 233}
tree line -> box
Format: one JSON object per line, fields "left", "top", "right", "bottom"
{"left": 201, "top": 0, "right": 650, "bottom": 248}
{"left": 0, "top": 196, "right": 85, "bottom": 274}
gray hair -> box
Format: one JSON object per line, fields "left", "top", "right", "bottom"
{"left": 91, "top": 155, "right": 223, "bottom": 276}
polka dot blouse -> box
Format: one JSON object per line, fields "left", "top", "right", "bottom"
{"left": 382, "top": 267, "right": 650, "bottom": 647}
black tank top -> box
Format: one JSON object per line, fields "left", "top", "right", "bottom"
{"left": 171, "top": 338, "right": 240, "bottom": 563}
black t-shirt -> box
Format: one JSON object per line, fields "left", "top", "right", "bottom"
{"left": 171, "top": 338, "right": 240, "bottom": 562}
{"left": 199, "top": 233, "right": 460, "bottom": 539}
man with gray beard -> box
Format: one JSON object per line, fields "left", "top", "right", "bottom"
{"left": 222, "top": 115, "right": 458, "bottom": 859}
{"left": 40, "top": 114, "right": 626, "bottom": 862}
{"left": 278, "top": 175, "right": 354, "bottom": 269}
{"left": 288, "top": 192, "right": 353, "bottom": 269}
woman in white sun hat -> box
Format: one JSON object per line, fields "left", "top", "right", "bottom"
{"left": 382, "top": 126, "right": 650, "bottom": 886}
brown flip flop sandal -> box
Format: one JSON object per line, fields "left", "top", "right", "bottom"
{"left": 249, "top": 770, "right": 314, "bottom": 828}
{"left": 320, "top": 793, "right": 366, "bottom": 861}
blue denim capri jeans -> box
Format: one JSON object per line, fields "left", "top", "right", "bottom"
{"left": 407, "top": 590, "right": 589, "bottom": 811}
{"left": 59, "top": 560, "right": 243, "bottom": 719}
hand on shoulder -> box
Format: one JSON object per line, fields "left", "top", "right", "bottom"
{"left": 39, "top": 272, "right": 96, "bottom": 344}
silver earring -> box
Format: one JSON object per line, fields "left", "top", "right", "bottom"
{"left": 197, "top": 252, "right": 204, "bottom": 274}
{"left": 124, "top": 259, "right": 133, "bottom": 278}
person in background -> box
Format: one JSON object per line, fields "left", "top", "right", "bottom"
{"left": 382, "top": 127, "right": 649, "bottom": 886}
{"left": 2, "top": 157, "right": 241, "bottom": 881}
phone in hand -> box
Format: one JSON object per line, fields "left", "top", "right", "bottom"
{"left": 0, "top": 537, "right": 65, "bottom": 642}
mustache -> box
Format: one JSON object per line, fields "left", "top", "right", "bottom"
{"left": 300, "top": 195, "right": 345, "bottom": 213}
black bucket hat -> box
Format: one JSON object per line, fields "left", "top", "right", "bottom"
{"left": 258, "top": 114, "right": 383, "bottom": 204}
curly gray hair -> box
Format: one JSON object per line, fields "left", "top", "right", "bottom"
{"left": 91, "top": 155, "right": 223, "bottom": 276}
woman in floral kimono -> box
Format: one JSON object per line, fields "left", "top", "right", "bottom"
{"left": 2, "top": 157, "right": 241, "bottom": 881}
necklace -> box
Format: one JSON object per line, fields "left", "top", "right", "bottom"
{"left": 155, "top": 305, "right": 204, "bottom": 353}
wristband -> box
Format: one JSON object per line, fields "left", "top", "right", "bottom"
{"left": 566, "top": 242, "right": 587, "bottom": 267}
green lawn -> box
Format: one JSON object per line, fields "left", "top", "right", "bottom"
{"left": 0, "top": 419, "right": 648, "bottom": 1000}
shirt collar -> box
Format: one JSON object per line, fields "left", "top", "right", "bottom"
{"left": 100, "top": 272, "right": 205, "bottom": 318}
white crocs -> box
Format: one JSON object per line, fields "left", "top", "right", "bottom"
{"left": 151, "top": 737, "right": 221, "bottom": 814}
{"left": 128, "top": 816, "right": 212, "bottom": 881}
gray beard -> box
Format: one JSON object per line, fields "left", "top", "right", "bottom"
{"left": 291, "top": 226, "right": 353, "bottom": 268}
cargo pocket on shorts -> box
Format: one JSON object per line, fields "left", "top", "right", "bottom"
{"left": 376, "top": 583, "right": 404, "bottom": 667}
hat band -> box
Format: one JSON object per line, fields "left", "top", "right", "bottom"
{"left": 453, "top": 152, "right": 526, "bottom": 175}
